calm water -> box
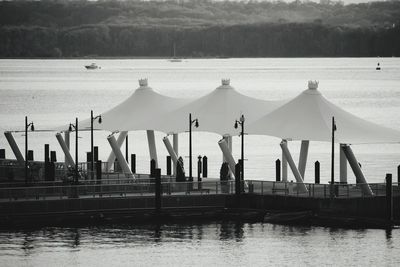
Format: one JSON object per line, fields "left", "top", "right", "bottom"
{"left": 1, "top": 58, "right": 400, "bottom": 265}
{"left": 0, "top": 223, "right": 399, "bottom": 266}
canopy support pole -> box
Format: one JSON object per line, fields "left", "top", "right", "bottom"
{"left": 281, "top": 139, "right": 288, "bottom": 182}
{"left": 106, "top": 131, "right": 127, "bottom": 171}
{"left": 340, "top": 144, "right": 347, "bottom": 183}
{"left": 280, "top": 141, "right": 308, "bottom": 193}
{"left": 163, "top": 136, "right": 179, "bottom": 172}
{"left": 4, "top": 131, "right": 24, "bottom": 166}
{"left": 218, "top": 139, "right": 236, "bottom": 178}
{"left": 341, "top": 144, "right": 373, "bottom": 196}
{"left": 173, "top": 133, "right": 179, "bottom": 175}
{"left": 64, "top": 131, "right": 70, "bottom": 167}
{"left": 298, "top": 140, "right": 309, "bottom": 179}
{"left": 56, "top": 133, "right": 75, "bottom": 168}
{"left": 147, "top": 130, "right": 158, "bottom": 168}
{"left": 107, "top": 134, "right": 135, "bottom": 179}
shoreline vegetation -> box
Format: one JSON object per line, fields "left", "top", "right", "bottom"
{"left": 0, "top": 0, "right": 399, "bottom": 58}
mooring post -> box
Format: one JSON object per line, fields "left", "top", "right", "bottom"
{"left": 131, "top": 154, "right": 136, "bottom": 174}
{"left": 150, "top": 159, "right": 156, "bottom": 178}
{"left": 166, "top": 156, "right": 171, "bottom": 175}
{"left": 275, "top": 159, "right": 281, "bottom": 182}
{"left": 386, "top": 173, "right": 393, "bottom": 223}
{"left": 202, "top": 156, "right": 208, "bottom": 178}
{"left": 315, "top": 161, "right": 320, "bottom": 184}
{"left": 155, "top": 168, "right": 161, "bottom": 212}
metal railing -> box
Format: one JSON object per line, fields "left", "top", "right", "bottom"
{"left": 246, "top": 180, "right": 400, "bottom": 198}
{"left": 0, "top": 181, "right": 236, "bottom": 201}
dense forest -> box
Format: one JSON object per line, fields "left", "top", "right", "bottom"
{"left": 0, "top": 0, "right": 399, "bottom": 57}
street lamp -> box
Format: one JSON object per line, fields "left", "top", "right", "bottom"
{"left": 25, "top": 116, "right": 34, "bottom": 184}
{"left": 234, "top": 114, "right": 245, "bottom": 181}
{"left": 90, "top": 110, "right": 102, "bottom": 179}
{"left": 189, "top": 113, "right": 199, "bottom": 182}
{"left": 69, "top": 118, "right": 79, "bottom": 184}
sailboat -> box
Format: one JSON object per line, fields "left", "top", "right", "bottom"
{"left": 169, "top": 43, "right": 182, "bottom": 62}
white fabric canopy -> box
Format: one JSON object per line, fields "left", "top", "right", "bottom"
{"left": 153, "top": 79, "right": 284, "bottom": 136}
{"left": 247, "top": 81, "right": 400, "bottom": 144}
{"left": 72, "top": 79, "right": 190, "bottom": 132}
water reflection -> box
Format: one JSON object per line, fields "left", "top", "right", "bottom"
{"left": 219, "top": 222, "right": 244, "bottom": 242}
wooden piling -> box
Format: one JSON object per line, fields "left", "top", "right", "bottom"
{"left": 131, "top": 154, "right": 136, "bottom": 174}
{"left": 155, "top": 168, "right": 161, "bottom": 212}
{"left": 386, "top": 173, "right": 393, "bottom": 222}
{"left": 315, "top": 161, "right": 320, "bottom": 184}
{"left": 166, "top": 156, "right": 171, "bottom": 175}
{"left": 202, "top": 156, "right": 208, "bottom": 178}
{"left": 275, "top": 159, "right": 281, "bottom": 182}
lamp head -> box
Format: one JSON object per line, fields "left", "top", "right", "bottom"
{"left": 195, "top": 119, "right": 199, "bottom": 128}
{"left": 68, "top": 123, "right": 73, "bottom": 132}
{"left": 234, "top": 121, "right": 238, "bottom": 129}
{"left": 240, "top": 114, "right": 245, "bottom": 123}
{"left": 30, "top": 123, "right": 34, "bottom": 131}
{"left": 98, "top": 115, "right": 102, "bottom": 124}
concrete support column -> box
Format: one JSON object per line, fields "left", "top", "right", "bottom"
{"left": 340, "top": 144, "right": 348, "bottom": 183}
{"left": 107, "top": 134, "right": 135, "bottom": 179}
{"left": 147, "top": 130, "right": 158, "bottom": 168}
{"left": 222, "top": 135, "right": 232, "bottom": 162}
{"left": 298, "top": 140, "right": 309, "bottom": 179}
{"left": 281, "top": 139, "right": 288, "bottom": 182}
{"left": 218, "top": 139, "right": 236, "bottom": 178}
{"left": 280, "top": 141, "right": 308, "bottom": 193}
{"left": 173, "top": 133, "right": 179, "bottom": 175}
{"left": 106, "top": 131, "right": 128, "bottom": 171}
{"left": 56, "top": 133, "right": 75, "bottom": 167}
{"left": 4, "top": 131, "right": 24, "bottom": 166}
{"left": 341, "top": 144, "right": 373, "bottom": 196}
{"left": 163, "top": 136, "right": 178, "bottom": 169}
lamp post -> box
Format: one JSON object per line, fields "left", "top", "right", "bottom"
{"left": 234, "top": 114, "right": 245, "bottom": 181}
{"left": 189, "top": 113, "right": 199, "bottom": 182}
{"left": 90, "top": 110, "right": 102, "bottom": 179}
{"left": 25, "top": 116, "right": 34, "bottom": 184}
{"left": 69, "top": 118, "right": 79, "bottom": 184}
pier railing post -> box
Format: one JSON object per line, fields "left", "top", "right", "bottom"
{"left": 150, "top": 159, "right": 156, "bottom": 178}
{"left": 386, "top": 173, "right": 393, "bottom": 223}
{"left": 155, "top": 168, "right": 161, "bottom": 212}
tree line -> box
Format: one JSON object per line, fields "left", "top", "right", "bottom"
{"left": 0, "top": 0, "right": 399, "bottom": 57}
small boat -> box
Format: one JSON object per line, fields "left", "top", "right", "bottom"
{"left": 169, "top": 43, "right": 182, "bottom": 62}
{"left": 85, "top": 63, "right": 99, "bottom": 70}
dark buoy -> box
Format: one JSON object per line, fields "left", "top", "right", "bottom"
{"left": 376, "top": 62, "right": 381, "bottom": 70}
